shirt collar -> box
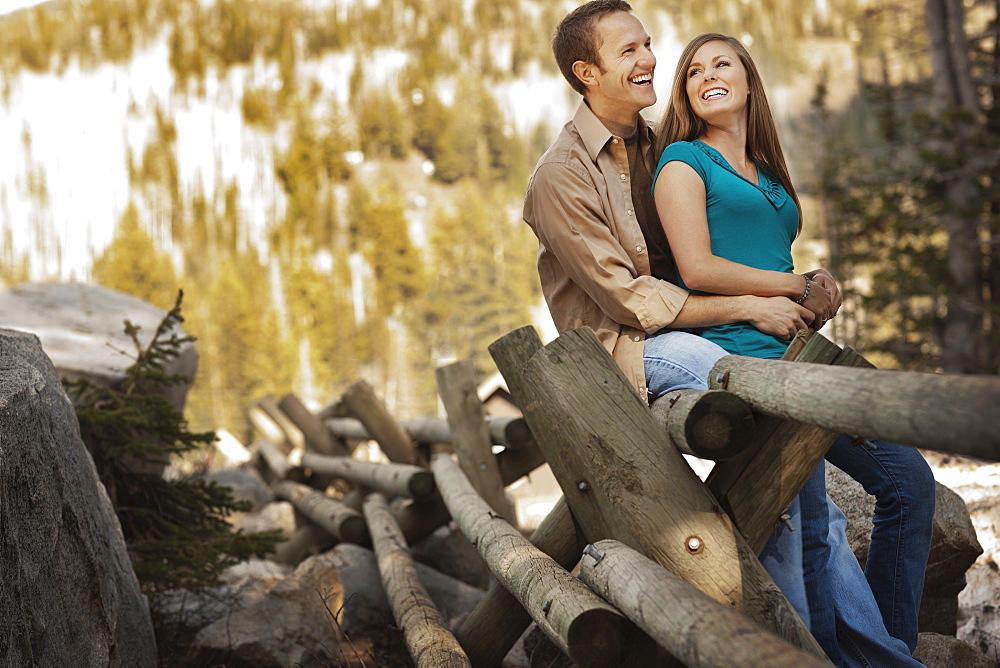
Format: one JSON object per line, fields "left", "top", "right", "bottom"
{"left": 573, "top": 99, "right": 655, "bottom": 162}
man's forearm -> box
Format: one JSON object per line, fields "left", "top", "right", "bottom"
{"left": 669, "top": 294, "right": 756, "bottom": 329}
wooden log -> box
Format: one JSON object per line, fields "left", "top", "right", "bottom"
{"left": 270, "top": 523, "right": 335, "bottom": 565}
{"left": 328, "top": 415, "right": 536, "bottom": 450}
{"left": 278, "top": 392, "right": 349, "bottom": 456}
{"left": 256, "top": 439, "right": 292, "bottom": 482}
{"left": 341, "top": 380, "right": 421, "bottom": 465}
{"left": 363, "top": 493, "right": 471, "bottom": 667}
{"left": 709, "top": 353, "right": 1000, "bottom": 461}
{"left": 392, "top": 496, "right": 453, "bottom": 546}
{"left": 455, "top": 496, "right": 585, "bottom": 667}
{"left": 301, "top": 452, "right": 436, "bottom": 500}
{"left": 578, "top": 539, "right": 829, "bottom": 668}
{"left": 431, "top": 453, "right": 636, "bottom": 667}
{"left": 247, "top": 403, "right": 291, "bottom": 453}
{"left": 436, "top": 360, "right": 515, "bottom": 520}
{"left": 273, "top": 480, "right": 368, "bottom": 544}
{"left": 489, "top": 326, "right": 824, "bottom": 658}
{"left": 496, "top": 444, "right": 547, "bottom": 486}
{"left": 707, "top": 332, "right": 860, "bottom": 553}
{"left": 649, "top": 389, "right": 756, "bottom": 460}
{"left": 256, "top": 393, "right": 305, "bottom": 451}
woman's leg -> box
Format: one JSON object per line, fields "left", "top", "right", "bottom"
{"left": 643, "top": 330, "right": 727, "bottom": 397}
{"left": 825, "top": 435, "right": 935, "bottom": 653}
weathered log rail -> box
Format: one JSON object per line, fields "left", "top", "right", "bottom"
{"left": 244, "top": 328, "right": 1000, "bottom": 667}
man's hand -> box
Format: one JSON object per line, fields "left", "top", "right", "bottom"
{"left": 801, "top": 268, "right": 843, "bottom": 327}
{"left": 744, "top": 295, "right": 815, "bottom": 340}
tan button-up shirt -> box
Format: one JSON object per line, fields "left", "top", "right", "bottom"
{"left": 523, "top": 100, "right": 689, "bottom": 397}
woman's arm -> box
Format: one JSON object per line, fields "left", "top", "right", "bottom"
{"left": 653, "top": 160, "right": 834, "bottom": 317}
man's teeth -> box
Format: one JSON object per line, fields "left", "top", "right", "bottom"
{"left": 631, "top": 74, "right": 652, "bottom": 84}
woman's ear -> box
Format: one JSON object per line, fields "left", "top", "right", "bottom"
{"left": 572, "top": 60, "right": 598, "bottom": 90}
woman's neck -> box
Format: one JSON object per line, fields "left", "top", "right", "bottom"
{"left": 699, "top": 125, "right": 756, "bottom": 183}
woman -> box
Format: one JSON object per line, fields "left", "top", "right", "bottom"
{"left": 650, "top": 33, "right": 933, "bottom": 666}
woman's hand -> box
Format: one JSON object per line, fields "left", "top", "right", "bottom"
{"left": 801, "top": 269, "right": 842, "bottom": 327}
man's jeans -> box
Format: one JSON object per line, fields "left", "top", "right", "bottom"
{"left": 644, "top": 330, "right": 932, "bottom": 665}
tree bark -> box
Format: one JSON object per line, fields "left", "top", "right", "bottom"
{"left": 436, "top": 359, "right": 515, "bottom": 520}
{"left": 431, "top": 453, "right": 636, "bottom": 667}
{"left": 363, "top": 493, "right": 471, "bottom": 667}
{"left": 455, "top": 496, "right": 585, "bottom": 667}
{"left": 649, "top": 389, "right": 756, "bottom": 460}
{"left": 301, "top": 453, "right": 436, "bottom": 500}
{"left": 489, "top": 326, "right": 824, "bottom": 659}
{"left": 708, "top": 353, "right": 1000, "bottom": 461}
{"left": 342, "top": 379, "right": 422, "bottom": 465}
{"left": 578, "top": 539, "right": 830, "bottom": 668}
{"left": 273, "top": 480, "right": 368, "bottom": 544}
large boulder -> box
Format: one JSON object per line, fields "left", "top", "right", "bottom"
{"left": 827, "top": 462, "right": 983, "bottom": 635}
{"left": 0, "top": 282, "right": 198, "bottom": 413}
{"left": 0, "top": 328, "right": 157, "bottom": 666}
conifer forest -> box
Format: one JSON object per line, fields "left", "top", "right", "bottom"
{"left": 1, "top": 0, "right": 998, "bottom": 444}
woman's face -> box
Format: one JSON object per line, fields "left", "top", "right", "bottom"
{"left": 684, "top": 39, "right": 749, "bottom": 124}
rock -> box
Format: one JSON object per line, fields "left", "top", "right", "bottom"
{"left": 827, "top": 462, "right": 983, "bottom": 636}
{"left": 191, "top": 552, "right": 345, "bottom": 666}
{"left": 914, "top": 632, "right": 996, "bottom": 668}
{"left": 0, "top": 328, "right": 157, "bottom": 666}
{"left": 197, "top": 464, "right": 273, "bottom": 512}
{"left": 0, "top": 282, "right": 198, "bottom": 412}
{"left": 410, "top": 524, "right": 491, "bottom": 589}
{"left": 329, "top": 543, "right": 486, "bottom": 636}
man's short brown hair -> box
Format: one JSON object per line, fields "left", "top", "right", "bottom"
{"left": 552, "top": 0, "right": 633, "bottom": 96}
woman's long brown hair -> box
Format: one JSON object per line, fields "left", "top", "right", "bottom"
{"left": 654, "top": 33, "right": 801, "bottom": 232}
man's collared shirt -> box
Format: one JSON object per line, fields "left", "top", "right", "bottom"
{"left": 523, "top": 100, "right": 688, "bottom": 397}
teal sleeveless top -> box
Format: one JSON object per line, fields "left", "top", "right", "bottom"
{"left": 652, "top": 140, "right": 799, "bottom": 358}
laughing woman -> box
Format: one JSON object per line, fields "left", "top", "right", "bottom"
{"left": 650, "top": 33, "right": 934, "bottom": 666}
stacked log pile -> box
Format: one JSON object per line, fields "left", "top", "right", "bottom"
{"left": 231, "top": 328, "right": 999, "bottom": 667}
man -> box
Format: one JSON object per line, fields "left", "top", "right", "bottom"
{"left": 523, "top": 1, "right": 933, "bottom": 665}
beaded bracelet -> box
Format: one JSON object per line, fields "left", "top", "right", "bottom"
{"left": 794, "top": 274, "right": 812, "bottom": 304}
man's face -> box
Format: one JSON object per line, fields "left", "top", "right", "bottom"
{"left": 588, "top": 11, "right": 657, "bottom": 117}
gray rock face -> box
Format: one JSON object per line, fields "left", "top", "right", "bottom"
{"left": 0, "top": 282, "right": 198, "bottom": 412}
{"left": 0, "top": 328, "right": 157, "bottom": 666}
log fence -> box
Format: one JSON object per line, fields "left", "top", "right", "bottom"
{"left": 244, "top": 327, "right": 999, "bottom": 667}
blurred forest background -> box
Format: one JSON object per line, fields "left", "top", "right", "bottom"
{"left": 0, "top": 0, "right": 997, "bottom": 445}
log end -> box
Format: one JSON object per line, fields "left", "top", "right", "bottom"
{"left": 685, "top": 391, "right": 755, "bottom": 460}
{"left": 565, "top": 607, "right": 635, "bottom": 668}
{"left": 407, "top": 470, "right": 437, "bottom": 500}
{"left": 339, "top": 514, "right": 370, "bottom": 545}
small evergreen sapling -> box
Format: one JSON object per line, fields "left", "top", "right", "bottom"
{"left": 64, "top": 290, "right": 284, "bottom": 596}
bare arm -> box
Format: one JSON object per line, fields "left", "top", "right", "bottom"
{"left": 654, "top": 160, "right": 835, "bottom": 321}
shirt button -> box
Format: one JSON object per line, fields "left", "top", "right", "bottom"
{"left": 633, "top": 336, "right": 641, "bottom": 341}
{"left": 627, "top": 209, "right": 634, "bottom": 216}
{"left": 620, "top": 173, "right": 627, "bottom": 181}
{"left": 636, "top": 245, "right": 643, "bottom": 252}
{"left": 613, "top": 138, "right": 619, "bottom": 144}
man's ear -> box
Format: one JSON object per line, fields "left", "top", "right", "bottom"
{"left": 572, "top": 60, "right": 599, "bottom": 90}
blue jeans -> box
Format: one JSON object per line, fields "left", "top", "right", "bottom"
{"left": 644, "top": 330, "right": 931, "bottom": 664}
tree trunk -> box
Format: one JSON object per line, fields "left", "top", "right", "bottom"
{"left": 708, "top": 352, "right": 1000, "bottom": 461}
{"left": 342, "top": 379, "right": 422, "bottom": 465}
{"left": 301, "top": 453, "right": 436, "bottom": 500}
{"left": 436, "top": 359, "right": 515, "bottom": 520}
{"left": 431, "top": 453, "right": 637, "bottom": 667}
{"left": 362, "top": 493, "right": 471, "bottom": 667}
{"left": 273, "top": 480, "right": 368, "bottom": 544}
{"left": 578, "top": 539, "right": 829, "bottom": 668}
{"left": 649, "top": 388, "right": 756, "bottom": 460}
{"left": 455, "top": 496, "right": 585, "bottom": 667}
{"left": 489, "top": 326, "right": 825, "bottom": 659}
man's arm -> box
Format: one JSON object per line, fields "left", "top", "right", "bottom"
{"left": 673, "top": 294, "right": 815, "bottom": 340}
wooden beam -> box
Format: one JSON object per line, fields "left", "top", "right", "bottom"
{"left": 431, "top": 453, "right": 637, "bottom": 667}
{"left": 489, "top": 326, "right": 824, "bottom": 659}
{"left": 256, "top": 393, "right": 305, "bottom": 451}
{"left": 327, "top": 415, "right": 535, "bottom": 450}
{"left": 436, "top": 360, "right": 514, "bottom": 520}
{"left": 707, "top": 333, "right": 858, "bottom": 553}
{"left": 455, "top": 496, "right": 584, "bottom": 667}
{"left": 649, "top": 388, "right": 756, "bottom": 460}
{"left": 709, "top": 350, "right": 1000, "bottom": 461}
{"left": 273, "top": 480, "right": 368, "bottom": 544}
{"left": 278, "top": 392, "right": 349, "bottom": 456}
{"left": 363, "top": 493, "right": 471, "bottom": 667}
{"left": 341, "top": 379, "right": 422, "bottom": 465}
{"left": 301, "top": 453, "right": 436, "bottom": 500}
{"left": 578, "top": 539, "right": 829, "bottom": 668}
